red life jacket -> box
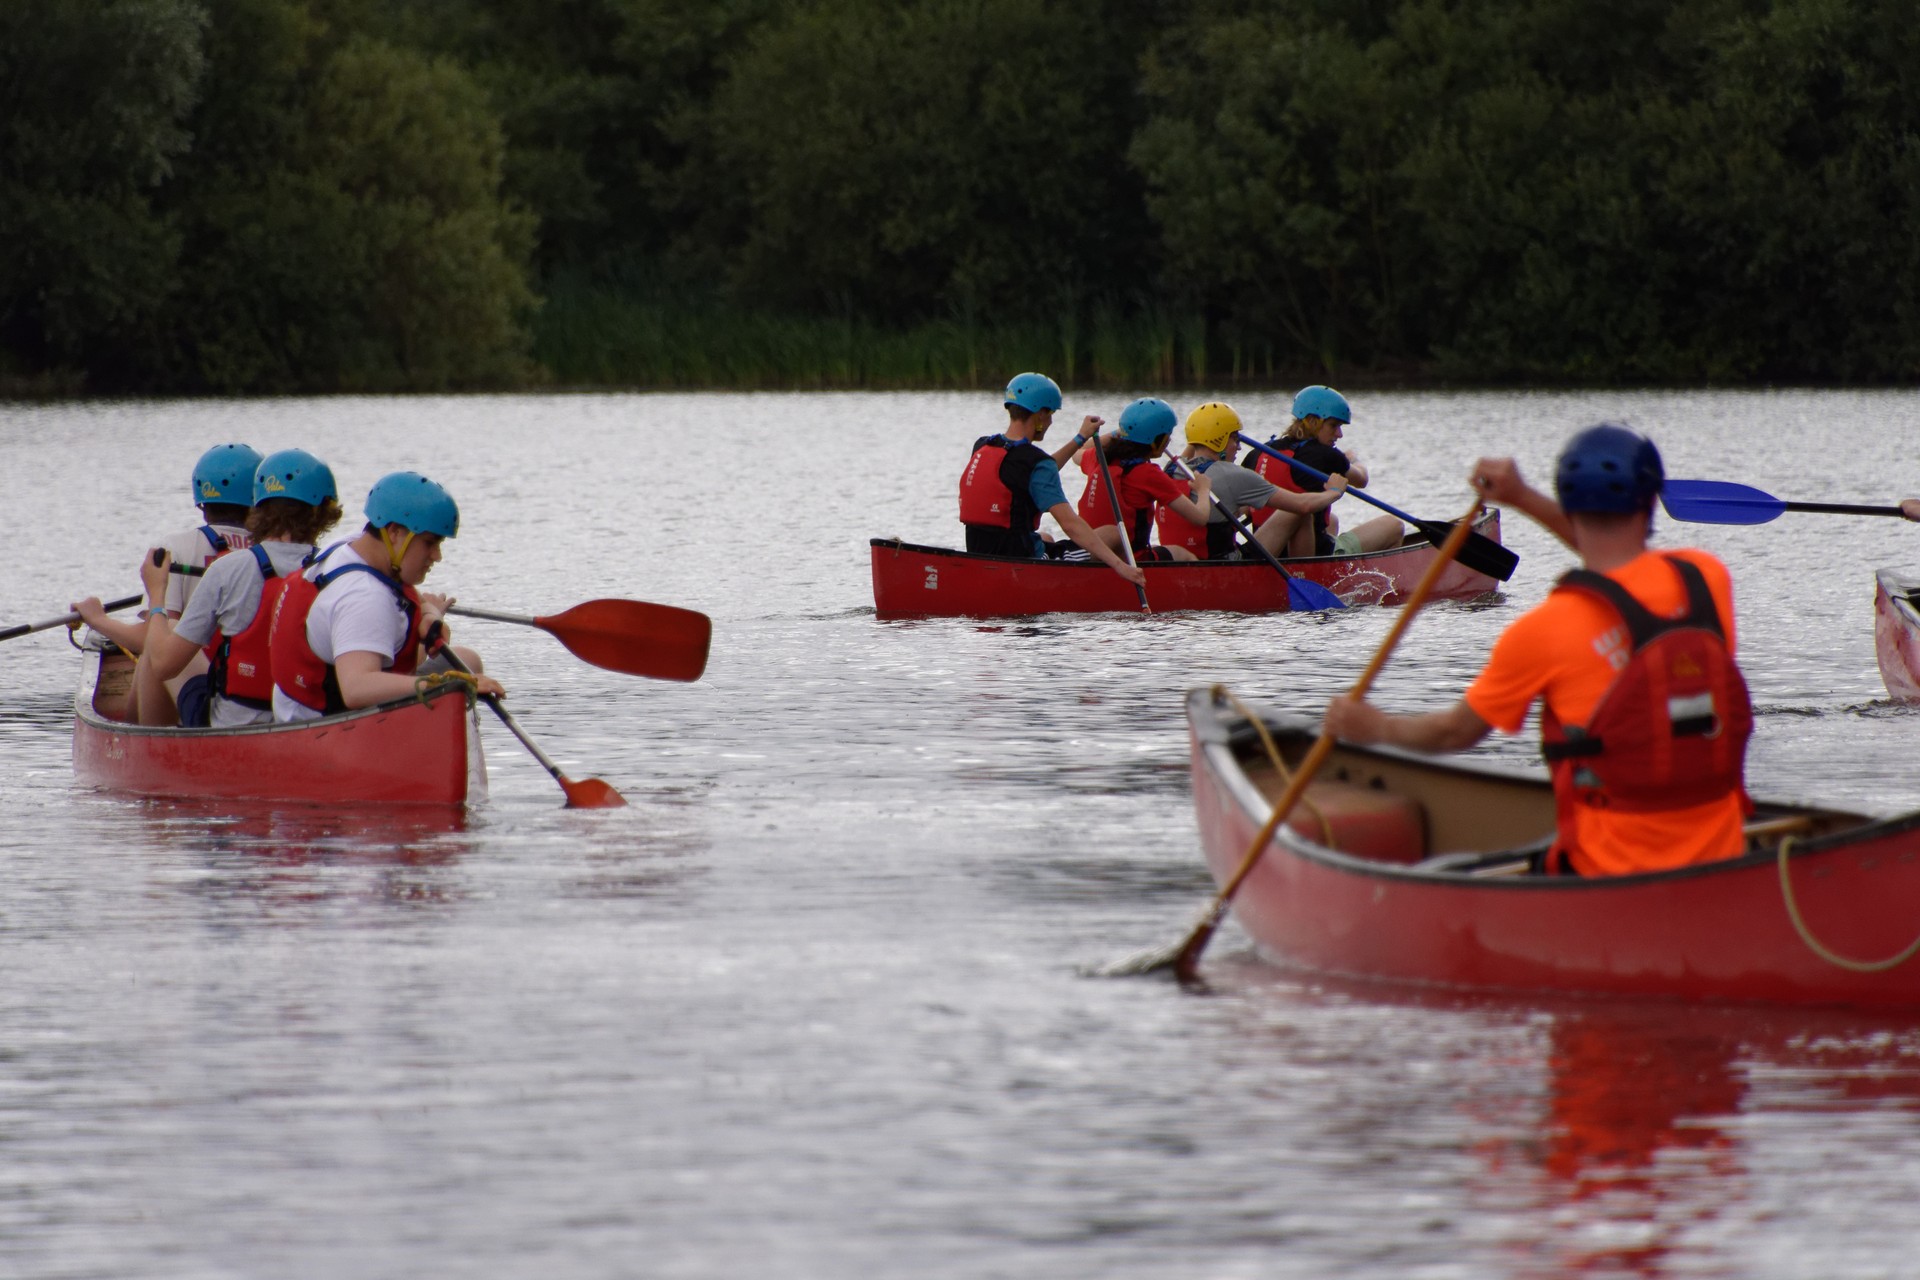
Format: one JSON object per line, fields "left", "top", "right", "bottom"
{"left": 205, "top": 544, "right": 292, "bottom": 709}
{"left": 1540, "top": 556, "right": 1753, "bottom": 855}
{"left": 269, "top": 549, "right": 423, "bottom": 714}
{"left": 1077, "top": 454, "right": 1158, "bottom": 549}
{"left": 1154, "top": 459, "right": 1235, "bottom": 559}
{"left": 1245, "top": 438, "right": 1304, "bottom": 528}
{"left": 959, "top": 435, "right": 1050, "bottom": 558}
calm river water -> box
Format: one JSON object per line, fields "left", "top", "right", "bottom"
{"left": 3, "top": 389, "right": 1920, "bottom": 1279}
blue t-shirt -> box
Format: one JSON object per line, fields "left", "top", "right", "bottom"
{"left": 1021, "top": 458, "right": 1068, "bottom": 556}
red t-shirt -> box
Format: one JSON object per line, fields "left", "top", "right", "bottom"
{"left": 1076, "top": 451, "right": 1189, "bottom": 528}
{"left": 1464, "top": 548, "right": 1746, "bottom": 877}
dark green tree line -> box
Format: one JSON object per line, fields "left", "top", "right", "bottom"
{"left": 3, "top": 0, "right": 1917, "bottom": 393}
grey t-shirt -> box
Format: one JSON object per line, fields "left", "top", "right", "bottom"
{"left": 174, "top": 540, "right": 316, "bottom": 727}
{"left": 1188, "top": 457, "right": 1277, "bottom": 522}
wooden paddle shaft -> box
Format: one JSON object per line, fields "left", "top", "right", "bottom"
{"left": 1175, "top": 499, "right": 1486, "bottom": 979}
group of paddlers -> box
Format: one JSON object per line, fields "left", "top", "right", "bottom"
{"left": 75, "top": 444, "right": 502, "bottom": 730}
{"left": 961, "top": 373, "right": 1753, "bottom": 878}
{"left": 958, "top": 373, "right": 1403, "bottom": 585}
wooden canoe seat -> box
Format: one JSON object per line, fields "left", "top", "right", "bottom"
{"left": 1284, "top": 780, "right": 1428, "bottom": 864}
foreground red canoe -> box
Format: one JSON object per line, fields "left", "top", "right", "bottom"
{"left": 1873, "top": 569, "right": 1920, "bottom": 702}
{"left": 1184, "top": 686, "right": 1920, "bottom": 1008}
{"left": 73, "top": 648, "right": 487, "bottom": 806}
{"left": 871, "top": 509, "right": 1502, "bottom": 618}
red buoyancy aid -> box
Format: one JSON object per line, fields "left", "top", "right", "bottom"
{"left": 1245, "top": 439, "right": 1303, "bottom": 528}
{"left": 959, "top": 436, "right": 1043, "bottom": 532}
{"left": 1540, "top": 556, "right": 1753, "bottom": 832}
{"left": 269, "top": 551, "right": 423, "bottom": 714}
{"left": 1154, "top": 459, "right": 1235, "bottom": 559}
{"left": 1076, "top": 455, "right": 1157, "bottom": 549}
{"left": 205, "top": 544, "right": 289, "bottom": 708}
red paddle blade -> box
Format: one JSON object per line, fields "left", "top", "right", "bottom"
{"left": 536, "top": 599, "right": 712, "bottom": 682}
{"left": 560, "top": 775, "right": 628, "bottom": 808}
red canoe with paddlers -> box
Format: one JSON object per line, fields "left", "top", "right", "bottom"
{"left": 1181, "top": 685, "right": 1920, "bottom": 1009}
{"left": 870, "top": 509, "right": 1505, "bottom": 619}
{"left": 73, "top": 642, "right": 487, "bottom": 806}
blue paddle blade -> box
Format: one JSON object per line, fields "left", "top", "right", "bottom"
{"left": 1659, "top": 479, "right": 1786, "bottom": 526}
{"left": 1287, "top": 578, "right": 1347, "bottom": 611}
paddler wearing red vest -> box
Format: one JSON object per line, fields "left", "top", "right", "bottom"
{"left": 1244, "top": 386, "right": 1404, "bottom": 558}
{"left": 270, "top": 471, "right": 502, "bottom": 722}
{"left": 1324, "top": 424, "right": 1754, "bottom": 877}
{"left": 1072, "top": 397, "right": 1214, "bottom": 561}
{"left": 71, "top": 442, "right": 263, "bottom": 661}
{"left": 958, "top": 373, "right": 1146, "bottom": 589}
{"left": 1154, "top": 402, "right": 1350, "bottom": 561}
{"left": 122, "top": 448, "right": 345, "bottom": 728}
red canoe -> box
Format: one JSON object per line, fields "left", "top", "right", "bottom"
{"left": 72, "top": 648, "right": 487, "bottom": 806}
{"left": 1185, "top": 686, "right": 1920, "bottom": 1008}
{"left": 871, "top": 509, "right": 1503, "bottom": 618}
{"left": 1874, "top": 569, "right": 1920, "bottom": 701}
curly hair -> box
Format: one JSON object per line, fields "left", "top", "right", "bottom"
{"left": 247, "top": 496, "right": 343, "bottom": 545}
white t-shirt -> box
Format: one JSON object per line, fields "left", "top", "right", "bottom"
{"left": 175, "top": 541, "right": 316, "bottom": 728}
{"left": 159, "top": 522, "right": 254, "bottom": 616}
{"left": 272, "top": 543, "right": 415, "bottom": 723}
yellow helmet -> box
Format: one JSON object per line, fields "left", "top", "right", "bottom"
{"left": 1184, "top": 402, "right": 1242, "bottom": 453}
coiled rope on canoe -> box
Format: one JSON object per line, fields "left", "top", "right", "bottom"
{"left": 1218, "top": 687, "right": 1335, "bottom": 850}
{"left": 1777, "top": 835, "right": 1920, "bottom": 972}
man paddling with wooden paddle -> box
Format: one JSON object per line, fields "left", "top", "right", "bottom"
{"left": 1324, "top": 423, "right": 1755, "bottom": 878}
{"left": 958, "top": 372, "right": 1146, "bottom": 590}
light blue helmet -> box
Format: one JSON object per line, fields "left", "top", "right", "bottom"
{"left": 253, "top": 449, "right": 338, "bottom": 507}
{"left": 365, "top": 471, "right": 459, "bottom": 538}
{"left": 192, "top": 443, "right": 264, "bottom": 505}
{"left": 1291, "top": 385, "right": 1351, "bottom": 423}
{"left": 1004, "top": 372, "right": 1063, "bottom": 413}
{"left": 1117, "top": 397, "right": 1179, "bottom": 444}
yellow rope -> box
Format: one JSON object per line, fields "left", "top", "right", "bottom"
{"left": 413, "top": 669, "right": 478, "bottom": 706}
{"left": 1776, "top": 834, "right": 1920, "bottom": 972}
{"left": 1217, "top": 685, "right": 1335, "bottom": 849}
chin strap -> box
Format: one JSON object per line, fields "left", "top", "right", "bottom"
{"left": 379, "top": 527, "right": 417, "bottom": 576}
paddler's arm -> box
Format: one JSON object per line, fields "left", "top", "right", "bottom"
{"left": 1047, "top": 502, "right": 1146, "bottom": 588}
{"left": 1324, "top": 696, "right": 1490, "bottom": 754}
{"left": 1261, "top": 473, "right": 1347, "bottom": 515}
{"left": 334, "top": 648, "right": 505, "bottom": 707}
{"left": 1049, "top": 415, "right": 1105, "bottom": 466}
{"left": 1471, "top": 457, "right": 1576, "bottom": 550}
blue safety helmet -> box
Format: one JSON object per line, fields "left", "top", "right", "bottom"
{"left": 1003, "top": 372, "right": 1063, "bottom": 414}
{"left": 1554, "top": 423, "right": 1664, "bottom": 514}
{"left": 192, "top": 443, "right": 264, "bottom": 505}
{"left": 365, "top": 471, "right": 460, "bottom": 538}
{"left": 253, "top": 449, "right": 338, "bottom": 507}
{"left": 1291, "top": 385, "right": 1351, "bottom": 423}
{"left": 1117, "top": 397, "right": 1179, "bottom": 444}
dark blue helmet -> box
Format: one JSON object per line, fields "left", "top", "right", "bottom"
{"left": 1554, "top": 423, "right": 1664, "bottom": 514}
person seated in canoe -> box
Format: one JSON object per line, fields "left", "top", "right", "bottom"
{"left": 1324, "top": 423, "right": 1753, "bottom": 878}
{"left": 119, "top": 449, "right": 344, "bottom": 727}
{"left": 270, "top": 471, "right": 502, "bottom": 722}
{"left": 958, "top": 372, "right": 1147, "bottom": 588}
{"left": 1074, "top": 397, "right": 1214, "bottom": 562}
{"left": 71, "top": 441, "right": 262, "bottom": 657}
{"left": 1156, "top": 401, "right": 1350, "bottom": 561}
{"left": 1244, "top": 386, "right": 1403, "bottom": 558}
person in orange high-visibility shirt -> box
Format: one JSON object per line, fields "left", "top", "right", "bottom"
{"left": 1325, "top": 424, "right": 1754, "bottom": 877}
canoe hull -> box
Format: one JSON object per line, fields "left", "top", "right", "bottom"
{"left": 870, "top": 510, "right": 1502, "bottom": 618}
{"left": 72, "top": 650, "right": 485, "bottom": 807}
{"left": 1873, "top": 569, "right": 1920, "bottom": 701}
{"left": 1186, "top": 687, "right": 1920, "bottom": 1008}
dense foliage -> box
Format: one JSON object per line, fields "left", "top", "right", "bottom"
{"left": 4, "top": 0, "right": 1917, "bottom": 393}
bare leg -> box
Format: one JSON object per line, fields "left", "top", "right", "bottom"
{"left": 1253, "top": 511, "right": 1304, "bottom": 559}
{"left": 1350, "top": 515, "right": 1405, "bottom": 552}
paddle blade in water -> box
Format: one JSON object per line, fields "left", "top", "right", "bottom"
{"left": 539, "top": 599, "right": 712, "bottom": 682}
{"left": 1659, "top": 479, "right": 1786, "bottom": 525}
{"left": 1286, "top": 579, "right": 1348, "bottom": 612}
{"left": 1413, "top": 520, "right": 1519, "bottom": 581}
{"left": 561, "top": 775, "right": 628, "bottom": 808}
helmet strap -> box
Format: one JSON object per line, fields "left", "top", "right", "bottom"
{"left": 380, "top": 526, "right": 416, "bottom": 577}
